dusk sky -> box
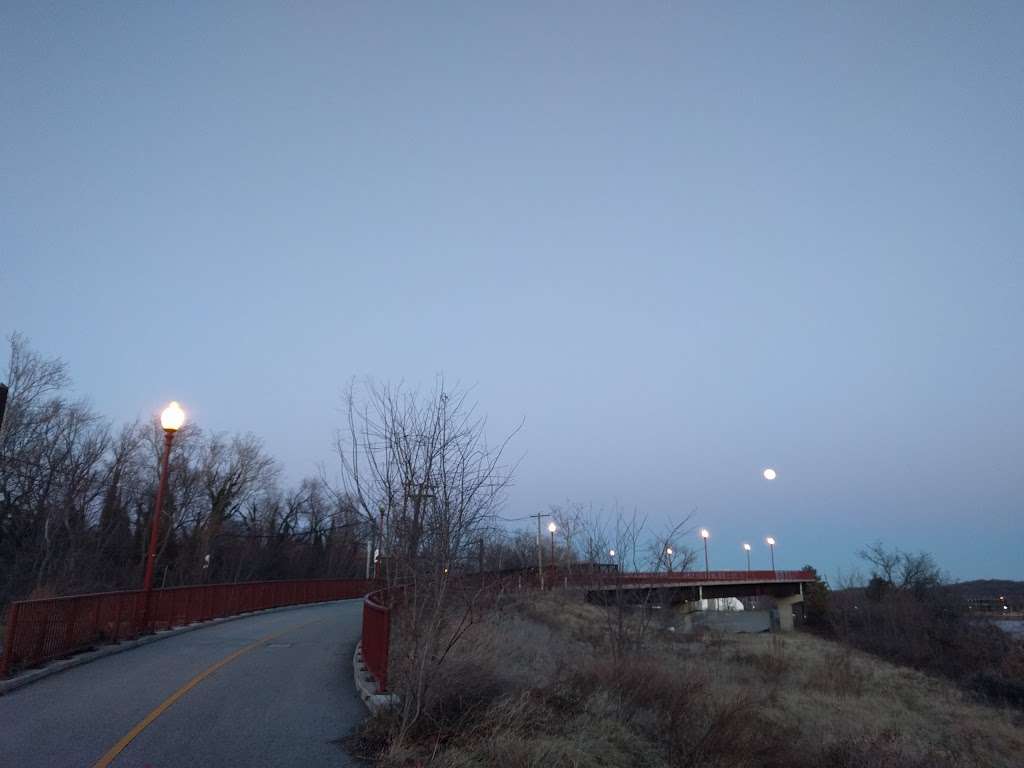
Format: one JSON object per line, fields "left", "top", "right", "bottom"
{"left": 3, "top": 3, "right": 1021, "bottom": 581}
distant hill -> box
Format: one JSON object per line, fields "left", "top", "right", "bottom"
{"left": 949, "top": 580, "right": 1024, "bottom": 612}
{"left": 950, "top": 580, "right": 1024, "bottom": 599}
{"left": 832, "top": 580, "right": 1024, "bottom": 611}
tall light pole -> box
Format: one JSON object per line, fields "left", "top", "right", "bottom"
{"left": 530, "top": 511, "right": 550, "bottom": 589}
{"left": 743, "top": 543, "right": 751, "bottom": 573}
{"left": 141, "top": 402, "right": 185, "bottom": 627}
{"left": 548, "top": 521, "right": 557, "bottom": 570}
{"left": 0, "top": 382, "right": 8, "bottom": 436}
{"left": 665, "top": 547, "right": 674, "bottom": 573}
{"left": 700, "top": 529, "right": 710, "bottom": 575}
{"left": 766, "top": 536, "right": 776, "bottom": 573}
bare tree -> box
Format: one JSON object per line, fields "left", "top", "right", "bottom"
{"left": 648, "top": 518, "right": 698, "bottom": 574}
{"left": 334, "top": 378, "right": 519, "bottom": 743}
{"left": 858, "top": 541, "right": 901, "bottom": 585}
{"left": 600, "top": 512, "right": 694, "bottom": 659}
{"left": 858, "top": 541, "right": 944, "bottom": 595}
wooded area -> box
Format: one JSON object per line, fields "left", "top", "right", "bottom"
{"left": 0, "top": 334, "right": 370, "bottom": 611}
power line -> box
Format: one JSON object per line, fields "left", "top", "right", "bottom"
{"left": 493, "top": 513, "right": 543, "bottom": 522}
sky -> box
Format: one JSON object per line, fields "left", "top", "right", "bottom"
{"left": 3, "top": 3, "right": 1022, "bottom": 581}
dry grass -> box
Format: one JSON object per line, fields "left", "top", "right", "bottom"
{"left": 362, "top": 592, "right": 1024, "bottom": 767}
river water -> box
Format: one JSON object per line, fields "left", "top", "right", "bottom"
{"left": 996, "top": 619, "right": 1024, "bottom": 636}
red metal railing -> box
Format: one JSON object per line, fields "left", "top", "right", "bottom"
{"left": 0, "top": 578, "right": 375, "bottom": 678}
{"left": 1, "top": 568, "right": 815, "bottom": 687}
{"left": 361, "top": 589, "right": 392, "bottom": 693}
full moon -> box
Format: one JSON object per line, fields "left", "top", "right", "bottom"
{"left": 762, "top": 468, "right": 777, "bottom": 480}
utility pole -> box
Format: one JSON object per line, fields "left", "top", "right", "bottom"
{"left": 0, "top": 383, "right": 8, "bottom": 437}
{"left": 528, "top": 511, "right": 550, "bottom": 589}
{"left": 404, "top": 480, "right": 434, "bottom": 562}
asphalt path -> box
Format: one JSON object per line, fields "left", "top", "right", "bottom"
{"left": 0, "top": 599, "right": 366, "bottom": 767}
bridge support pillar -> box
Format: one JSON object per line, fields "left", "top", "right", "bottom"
{"left": 775, "top": 594, "right": 803, "bottom": 632}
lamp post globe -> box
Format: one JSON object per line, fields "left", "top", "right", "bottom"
{"left": 160, "top": 401, "right": 185, "bottom": 432}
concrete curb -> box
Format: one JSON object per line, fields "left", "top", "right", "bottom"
{"left": 0, "top": 598, "right": 359, "bottom": 697}
{"left": 352, "top": 643, "right": 398, "bottom": 712}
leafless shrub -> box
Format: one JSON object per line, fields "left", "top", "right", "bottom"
{"left": 828, "top": 543, "right": 1022, "bottom": 707}
{"left": 356, "top": 592, "right": 1024, "bottom": 768}
{"left": 815, "top": 736, "right": 964, "bottom": 768}
{"left": 732, "top": 634, "right": 791, "bottom": 685}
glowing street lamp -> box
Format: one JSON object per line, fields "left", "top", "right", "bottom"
{"left": 548, "top": 521, "right": 557, "bottom": 567}
{"left": 160, "top": 401, "right": 185, "bottom": 431}
{"left": 142, "top": 402, "right": 185, "bottom": 625}
{"left": 765, "top": 536, "right": 776, "bottom": 573}
{"left": 700, "top": 529, "right": 710, "bottom": 575}
{"left": 743, "top": 543, "right": 751, "bottom": 573}
{"left": 665, "top": 547, "right": 674, "bottom": 572}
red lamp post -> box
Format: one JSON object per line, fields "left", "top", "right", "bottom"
{"left": 140, "top": 402, "right": 185, "bottom": 627}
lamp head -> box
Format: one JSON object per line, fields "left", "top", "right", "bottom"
{"left": 743, "top": 543, "right": 751, "bottom": 551}
{"left": 161, "top": 401, "right": 185, "bottom": 432}
{"left": 548, "top": 521, "right": 557, "bottom": 533}
{"left": 609, "top": 549, "right": 616, "bottom": 557}
{"left": 700, "top": 528, "right": 710, "bottom": 540}
{"left": 766, "top": 536, "right": 776, "bottom": 546}
{"left": 666, "top": 547, "right": 673, "bottom": 556}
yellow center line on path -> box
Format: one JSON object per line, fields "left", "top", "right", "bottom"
{"left": 91, "top": 614, "right": 328, "bottom": 768}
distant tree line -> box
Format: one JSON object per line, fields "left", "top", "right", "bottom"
{"left": 0, "top": 334, "right": 371, "bottom": 612}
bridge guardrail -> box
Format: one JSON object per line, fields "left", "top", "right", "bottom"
{"left": 606, "top": 569, "right": 811, "bottom": 585}
{"left": 0, "top": 578, "right": 376, "bottom": 678}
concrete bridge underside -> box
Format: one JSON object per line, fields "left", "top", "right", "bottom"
{"left": 584, "top": 578, "right": 807, "bottom": 631}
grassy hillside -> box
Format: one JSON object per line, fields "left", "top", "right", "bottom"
{"left": 356, "top": 592, "right": 1024, "bottom": 767}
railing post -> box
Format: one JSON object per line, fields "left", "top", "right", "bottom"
{"left": 63, "top": 599, "right": 81, "bottom": 653}
{"left": 32, "top": 604, "right": 50, "bottom": 666}
{"left": 0, "top": 602, "right": 20, "bottom": 676}
{"left": 91, "top": 597, "right": 102, "bottom": 643}
{"left": 112, "top": 596, "right": 124, "bottom": 642}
